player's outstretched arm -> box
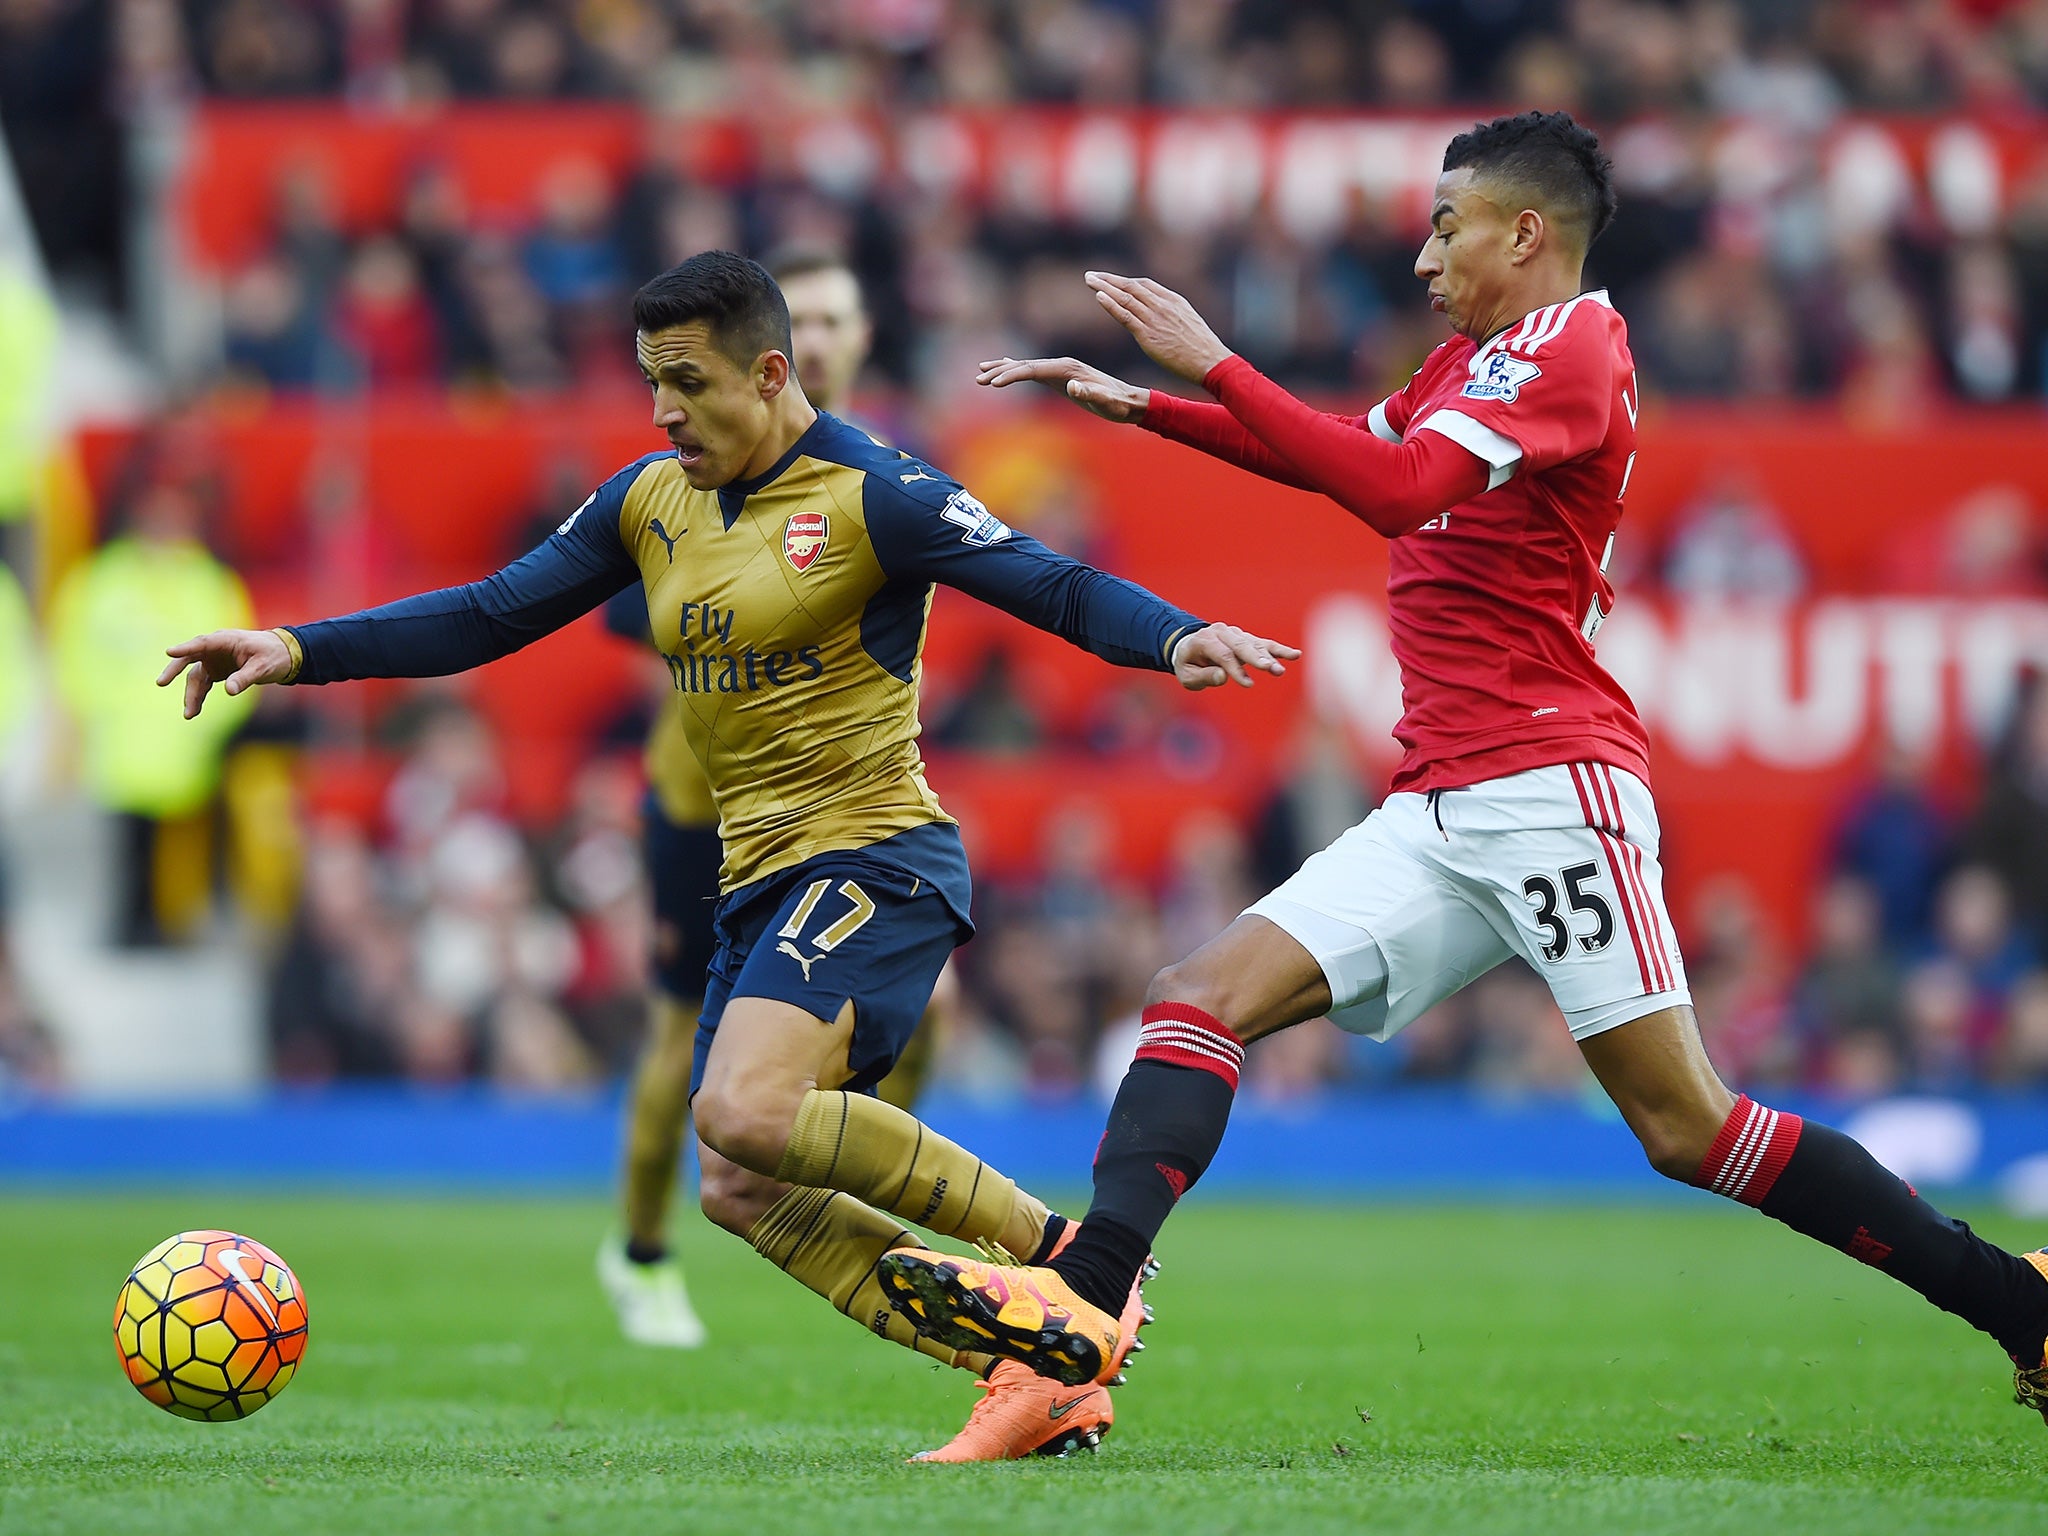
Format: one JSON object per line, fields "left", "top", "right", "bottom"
{"left": 974, "top": 356, "right": 1149, "bottom": 423}
{"left": 158, "top": 628, "right": 294, "bottom": 720}
{"left": 978, "top": 351, "right": 1323, "bottom": 492}
{"left": 159, "top": 461, "right": 652, "bottom": 718}
{"left": 866, "top": 464, "right": 1298, "bottom": 683}
{"left": 1087, "top": 271, "right": 1490, "bottom": 538}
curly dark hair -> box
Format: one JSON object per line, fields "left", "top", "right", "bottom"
{"left": 1441, "top": 110, "right": 1618, "bottom": 251}
{"left": 632, "top": 250, "right": 792, "bottom": 363}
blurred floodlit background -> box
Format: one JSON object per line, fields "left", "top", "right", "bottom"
{"left": 7, "top": 3, "right": 2048, "bottom": 1197}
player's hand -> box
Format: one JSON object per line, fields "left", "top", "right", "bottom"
{"left": 974, "top": 355, "right": 1149, "bottom": 423}
{"left": 1172, "top": 623, "right": 1301, "bottom": 691}
{"left": 1086, "top": 272, "right": 1234, "bottom": 384}
{"left": 157, "top": 628, "right": 293, "bottom": 719}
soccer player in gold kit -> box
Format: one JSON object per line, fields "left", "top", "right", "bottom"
{"left": 596, "top": 246, "right": 953, "bottom": 1349}
{"left": 162, "top": 251, "right": 1297, "bottom": 1461}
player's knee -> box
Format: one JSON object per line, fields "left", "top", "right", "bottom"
{"left": 698, "top": 1159, "right": 771, "bottom": 1237}
{"left": 1635, "top": 1116, "right": 1713, "bottom": 1183}
{"left": 1145, "top": 955, "right": 1226, "bottom": 1017}
{"left": 689, "top": 1082, "right": 792, "bottom": 1177}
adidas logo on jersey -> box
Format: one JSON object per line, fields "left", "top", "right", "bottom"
{"left": 1462, "top": 351, "right": 1542, "bottom": 403}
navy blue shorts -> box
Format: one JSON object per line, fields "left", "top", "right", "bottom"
{"left": 645, "top": 794, "right": 723, "bottom": 1003}
{"left": 690, "top": 842, "right": 967, "bottom": 1098}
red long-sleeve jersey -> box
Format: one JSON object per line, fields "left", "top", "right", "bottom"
{"left": 1142, "top": 289, "right": 1649, "bottom": 794}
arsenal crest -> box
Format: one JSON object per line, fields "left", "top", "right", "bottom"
{"left": 783, "top": 512, "right": 828, "bottom": 572}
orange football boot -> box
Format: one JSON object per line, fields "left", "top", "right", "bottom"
{"left": 877, "top": 1247, "right": 1129, "bottom": 1388}
{"left": 910, "top": 1361, "right": 1112, "bottom": 1462}
{"left": 2015, "top": 1250, "right": 2048, "bottom": 1426}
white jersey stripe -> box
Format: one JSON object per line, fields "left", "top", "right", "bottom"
{"left": 1523, "top": 297, "right": 1578, "bottom": 353}
{"left": 1508, "top": 304, "right": 1555, "bottom": 354}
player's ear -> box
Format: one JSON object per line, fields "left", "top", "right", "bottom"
{"left": 1510, "top": 208, "right": 1545, "bottom": 265}
{"left": 757, "top": 349, "right": 792, "bottom": 400}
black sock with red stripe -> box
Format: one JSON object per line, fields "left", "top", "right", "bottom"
{"left": 1696, "top": 1096, "right": 2048, "bottom": 1362}
{"left": 1049, "top": 1003, "right": 1246, "bottom": 1315}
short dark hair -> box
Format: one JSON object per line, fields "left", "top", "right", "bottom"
{"left": 763, "top": 241, "right": 857, "bottom": 289}
{"left": 632, "top": 251, "right": 791, "bottom": 364}
{"left": 1441, "top": 110, "right": 1617, "bottom": 251}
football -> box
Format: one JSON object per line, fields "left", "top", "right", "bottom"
{"left": 113, "top": 1231, "right": 309, "bottom": 1422}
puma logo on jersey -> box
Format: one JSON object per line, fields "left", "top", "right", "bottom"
{"left": 776, "top": 940, "right": 819, "bottom": 981}
{"left": 649, "top": 517, "right": 684, "bottom": 562}
{"left": 900, "top": 467, "right": 941, "bottom": 484}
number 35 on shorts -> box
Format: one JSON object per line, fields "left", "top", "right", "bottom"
{"left": 1521, "top": 863, "right": 1615, "bottom": 962}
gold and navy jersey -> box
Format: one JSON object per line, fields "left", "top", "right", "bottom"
{"left": 642, "top": 698, "right": 717, "bottom": 828}
{"left": 286, "top": 412, "right": 1203, "bottom": 898}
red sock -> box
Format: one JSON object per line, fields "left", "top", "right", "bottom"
{"left": 1693, "top": 1094, "right": 1803, "bottom": 1207}
{"left": 1131, "top": 1001, "right": 1245, "bottom": 1090}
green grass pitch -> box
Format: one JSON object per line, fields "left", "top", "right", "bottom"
{"left": 2, "top": 1191, "right": 2043, "bottom": 1535}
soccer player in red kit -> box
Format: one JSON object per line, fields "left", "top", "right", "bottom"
{"left": 876, "top": 111, "right": 2048, "bottom": 1424}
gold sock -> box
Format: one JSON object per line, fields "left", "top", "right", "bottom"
{"left": 747, "top": 1186, "right": 992, "bottom": 1373}
{"left": 774, "top": 1089, "right": 1052, "bottom": 1259}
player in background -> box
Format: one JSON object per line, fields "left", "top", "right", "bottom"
{"left": 160, "top": 252, "right": 1297, "bottom": 1460}
{"left": 595, "top": 246, "right": 954, "bottom": 1347}
{"left": 877, "top": 112, "right": 2048, "bottom": 1425}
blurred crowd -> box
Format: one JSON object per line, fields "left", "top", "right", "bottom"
{"left": 11, "top": 413, "right": 2048, "bottom": 1105}
{"left": 1695, "top": 676, "right": 2048, "bottom": 1099}
{"left": 237, "top": 664, "right": 2048, "bottom": 1105}
{"left": 11, "top": 0, "right": 2048, "bottom": 1103}
{"left": 7, "top": 2, "right": 2048, "bottom": 403}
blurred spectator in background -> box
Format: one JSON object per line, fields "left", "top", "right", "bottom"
{"left": 1683, "top": 874, "right": 1787, "bottom": 1087}
{"left": 0, "top": 0, "right": 126, "bottom": 309}
{"left": 1661, "top": 476, "right": 1808, "bottom": 604}
{"left": 1789, "top": 874, "right": 1903, "bottom": 1079}
{"left": 1965, "top": 671, "right": 2048, "bottom": 950}
{"left": 539, "top": 754, "right": 651, "bottom": 1072}
{"left": 1251, "top": 717, "right": 1374, "bottom": 895}
{"left": 335, "top": 235, "right": 439, "bottom": 387}
{"left": 268, "top": 818, "right": 414, "bottom": 1081}
{"left": 414, "top": 814, "right": 591, "bottom": 1089}
{"left": 1921, "top": 863, "right": 2036, "bottom": 1044}
{"left": 1837, "top": 745, "right": 1952, "bottom": 953}
{"left": 50, "top": 453, "right": 253, "bottom": 946}
{"left": 0, "top": 553, "right": 51, "bottom": 1092}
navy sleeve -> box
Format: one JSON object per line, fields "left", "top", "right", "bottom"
{"left": 287, "top": 457, "right": 653, "bottom": 685}
{"left": 863, "top": 467, "right": 1203, "bottom": 673}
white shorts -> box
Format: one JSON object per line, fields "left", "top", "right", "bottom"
{"left": 1247, "top": 761, "right": 1690, "bottom": 1042}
